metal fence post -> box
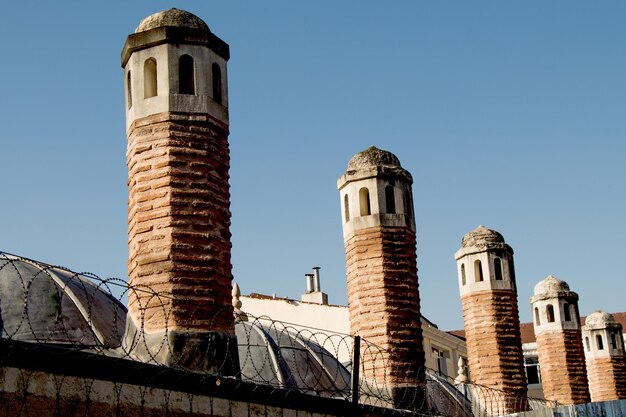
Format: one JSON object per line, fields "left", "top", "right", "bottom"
{"left": 351, "top": 335, "right": 360, "bottom": 405}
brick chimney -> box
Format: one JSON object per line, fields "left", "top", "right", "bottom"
{"left": 121, "top": 9, "right": 237, "bottom": 373}
{"left": 531, "top": 275, "right": 590, "bottom": 405}
{"left": 338, "top": 146, "right": 425, "bottom": 410}
{"left": 455, "top": 226, "right": 527, "bottom": 415}
{"left": 582, "top": 310, "right": 626, "bottom": 402}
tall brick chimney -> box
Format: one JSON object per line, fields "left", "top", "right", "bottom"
{"left": 337, "top": 146, "right": 425, "bottom": 410}
{"left": 531, "top": 275, "right": 590, "bottom": 405}
{"left": 455, "top": 226, "right": 527, "bottom": 415}
{"left": 121, "top": 9, "right": 237, "bottom": 372}
{"left": 582, "top": 310, "right": 626, "bottom": 402}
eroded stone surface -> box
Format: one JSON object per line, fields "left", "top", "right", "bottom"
{"left": 135, "top": 9, "right": 209, "bottom": 33}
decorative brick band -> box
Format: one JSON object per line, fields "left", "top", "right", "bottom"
{"left": 344, "top": 226, "right": 424, "bottom": 387}
{"left": 536, "top": 330, "right": 590, "bottom": 405}
{"left": 461, "top": 290, "right": 527, "bottom": 404}
{"left": 127, "top": 111, "right": 233, "bottom": 335}
{"left": 586, "top": 356, "right": 626, "bottom": 402}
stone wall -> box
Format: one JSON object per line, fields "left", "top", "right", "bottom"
{"left": 344, "top": 226, "right": 424, "bottom": 388}
{"left": 586, "top": 356, "right": 626, "bottom": 402}
{"left": 0, "top": 341, "right": 416, "bottom": 417}
{"left": 506, "top": 398, "right": 626, "bottom": 417}
{"left": 127, "top": 111, "right": 233, "bottom": 335}
{"left": 461, "top": 289, "right": 527, "bottom": 413}
{"left": 535, "top": 330, "right": 590, "bottom": 405}
{"left": 0, "top": 366, "right": 396, "bottom": 417}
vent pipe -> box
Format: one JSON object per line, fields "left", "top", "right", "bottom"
{"left": 312, "top": 267, "right": 321, "bottom": 292}
{"left": 305, "top": 273, "right": 314, "bottom": 293}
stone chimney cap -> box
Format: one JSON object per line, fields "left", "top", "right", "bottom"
{"left": 530, "top": 275, "right": 580, "bottom": 304}
{"left": 585, "top": 310, "right": 615, "bottom": 329}
{"left": 460, "top": 225, "right": 506, "bottom": 249}
{"left": 534, "top": 275, "right": 569, "bottom": 295}
{"left": 135, "top": 8, "right": 210, "bottom": 33}
{"left": 346, "top": 146, "right": 402, "bottom": 171}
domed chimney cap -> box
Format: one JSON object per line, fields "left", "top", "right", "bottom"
{"left": 584, "top": 310, "right": 615, "bottom": 329}
{"left": 347, "top": 146, "right": 402, "bottom": 171}
{"left": 135, "top": 9, "right": 209, "bottom": 33}
{"left": 461, "top": 225, "right": 505, "bottom": 249}
{"left": 530, "top": 274, "right": 579, "bottom": 304}
{"left": 534, "top": 275, "right": 569, "bottom": 296}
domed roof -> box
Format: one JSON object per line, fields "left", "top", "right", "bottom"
{"left": 135, "top": 9, "right": 209, "bottom": 33}
{"left": 0, "top": 253, "right": 126, "bottom": 348}
{"left": 347, "top": 146, "right": 402, "bottom": 171}
{"left": 533, "top": 275, "right": 570, "bottom": 296}
{"left": 460, "top": 225, "right": 506, "bottom": 249}
{"left": 235, "top": 318, "right": 350, "bottom": 396}
{"left": 585, "top": 310, "right": 615, "bottom": 328}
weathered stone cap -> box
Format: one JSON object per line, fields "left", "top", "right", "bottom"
{"left": 584, "top": 310, "right": 616, "bottom": 330}
{"left": 122, "top": 9, "right": 229, "bottom": 67}
{"left": 461, "top": 225, "right": 505, "bottom": 248}
{"left": 347, "top": 146, "right": 402, "bottom": 171}
{"left": 338, "top": 145, "right": 412, "bottom": 188}
{"left": 455, "top": 226, "right": 513, "bottom": 261}
{"left": 531, "top": 275, "right": 579, "bottom": 302}
{"left": 135, "top": 9, "right": 209, "bottom": 33}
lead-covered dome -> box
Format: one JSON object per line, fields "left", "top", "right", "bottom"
{"left": 135, "top": 9, "right": 209, "bottom": 33}
{"left": 235, "top": 318, "right": 350, "bottom": 396}
{"left": 347, "top": 146, "right": 402, "bottom": 171}
{"left": 0, "top": 253, "right": 126, "bottom": 348}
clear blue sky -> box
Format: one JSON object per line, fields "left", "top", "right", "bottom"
{"left": 1, "top": 1, "right": 624, "bottom": 330}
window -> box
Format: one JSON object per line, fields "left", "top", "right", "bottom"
{"left": 144, "top": 58, "right": 157, "bottom": 98}
{"left": 461, "top": 264, "right": 466, "bottom": 286}
{"left": 494, "top": 258, "right": 503, "bottom": 281}
{"left": 534, "top": 307, "right": 541, "bottom": 326}
{"left": 385, "top": 185, "right": 396, "bottom": 214}
{"left": 509, "top": 258, "right": 517, "bottom": 289}
{"left": 359, "top": 187, "right": 371, "bottom": 216}
{"left": 179, "top": 55, "right": 195, "bottom": 94}
{"left": 432, "top": 348, "right": 448, "bottom": 377}
{"left": 597, "top": 335, "right": 604, "bottom": 350}
{"left": 474, "top": 260, "right": 483, "bottom": 282}
{"left": 585, "top": 337, "right": 590, "bottom": 351}
{"left": 126, "top": 71, "right": 132, "bottom": 109}
{"left": 212, "top": 63, "right": 222, "bottom": 104}
{"left": 524, "top": 357, "right": 540, "bottom": 385}
{"left": 563, "top": 303, "right": 571, "bottom": 322}
{"left": 344, "top": 194, "right": 350, "bottom": 222}
{"left": 611, "top": 333, "right": 617, "bottom": 350}
{"left": 404, "top": 187, "right": 414, "bottom": 217}
{"left": 546, "top": 305, "right": 555, "bottom": 323}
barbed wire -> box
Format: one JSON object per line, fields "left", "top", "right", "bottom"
{"left": 0, "top": 251, "right": 556, "bottom": 416}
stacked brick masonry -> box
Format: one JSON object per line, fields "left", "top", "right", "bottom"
{"left": 127, "top": 112, "right": 233, "bottom": 334}
{"left": 536, "top": 330, "right": 590, "bottom": 405}
{"left": 586, "top": 357, "right": 626, "bottom": 402}
{"left": 344, "top": 226, "right": 425, "bottom": 386}
{"left": 461, "top": 290, "right": 527, "bottom": 410}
